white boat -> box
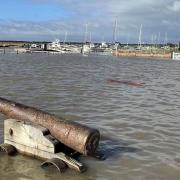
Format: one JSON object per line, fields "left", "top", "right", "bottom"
{"left": 81, "top": 44, "right": 91, "bottom": 54}
{"left": 48, "top": 40, "right": 82, "bottom": 54}
{"left": 47, "top": 39, "right": 65, "bottom": 53}
{"left": 61, "top": 45, "right": 81, "bottom": 54}
{"left": 172, "top": 52, "right": 180, "bottom": 60}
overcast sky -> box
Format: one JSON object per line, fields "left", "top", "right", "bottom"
{"left": 0, "top": 0, "right": 180, "bottom": 43}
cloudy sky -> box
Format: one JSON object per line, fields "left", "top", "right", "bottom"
{"left": 0, "top": 0, "right": 180, "bottom": 43}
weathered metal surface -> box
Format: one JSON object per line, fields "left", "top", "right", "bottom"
{"left": 41, "top": 158, "right": 67, "bottom": 173}
{"left": 0, "top": 97, "right": 100, "bottom": 155}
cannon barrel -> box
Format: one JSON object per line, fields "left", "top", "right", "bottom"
{"left": 0, "top": 97, "right": 100, "bottom": 155}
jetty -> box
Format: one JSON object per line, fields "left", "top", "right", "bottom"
{"left": 112, "top": 48, "right": 172, "bottom": 59}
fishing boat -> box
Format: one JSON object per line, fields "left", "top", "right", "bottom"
{"left": 81, "top": 44, "right": 91, "bottom": 54}
{"left": 47, "top": 39, "right": 65, "bottom": 53}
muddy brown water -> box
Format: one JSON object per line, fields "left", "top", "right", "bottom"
{"left": 0, "top": 53, "right": 180, "bottom": 180}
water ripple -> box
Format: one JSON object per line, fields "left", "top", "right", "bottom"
{"left": 0, "top": 54, "right": 180, "bottom": 179}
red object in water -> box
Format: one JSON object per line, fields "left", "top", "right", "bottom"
{"left": 106, "top": 78, "right": 142, "bottom": 87}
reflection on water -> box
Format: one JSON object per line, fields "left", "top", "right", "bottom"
{"left": 0, "top": 53, "right": 180, "bottom": 180}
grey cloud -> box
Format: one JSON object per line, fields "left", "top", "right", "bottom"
{"left": 1, "top": 0, "right": 180, "bottom": 42}
{"left": 169, "top": 1, "right": 180, "bottom": 11}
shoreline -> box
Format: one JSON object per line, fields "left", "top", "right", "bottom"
{"left": 112, "top": 49, "right": 172, "bottom": 60}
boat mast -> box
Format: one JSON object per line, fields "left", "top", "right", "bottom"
{"left": 63, "top": 31, "right": 68, "bottom": 44}
{"left": 151, "top": 34, "right": 154, "bottom": 47}
{"left": 163, "top": 32, "right": 168, "bottom": 46}
{"left": 89, "top": 32, "right": 92, "bottom": 43}
{"left": 84, "top": 23, "right": 88, "bottom": 43}
{"left": 113, "top": 17, "right": 118, "bottom": 44}
{"left": 138, "top": 24, "right": 143, "bottom": 49}
{"left": 157, "top": 32, "right": 161, "bottom": 47}
{"left": 126, "top": 34, "right": 129, "bottom": 47}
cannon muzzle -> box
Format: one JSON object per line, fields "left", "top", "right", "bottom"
{"left": 0, "top": 97, "right": 100, "bottom": 155}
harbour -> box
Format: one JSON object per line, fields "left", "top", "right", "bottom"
{"left": 1, "top": 0, "right": 180, "bottom": 179}
{"left": 1, "top": 40, "right": 180, "bottom": 60}
{"left": 0, "top": 53, "right": 180, "bottom": 179}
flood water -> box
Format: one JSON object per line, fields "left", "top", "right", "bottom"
{"left": 0, "top": 53, "right": 180, "bottom": 180}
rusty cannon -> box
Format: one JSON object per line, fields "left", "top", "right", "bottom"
{"left": 0, "top": 97, "right": 102, "bottom": 173}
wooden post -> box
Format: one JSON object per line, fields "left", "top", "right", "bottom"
{"left": 3, "top": 46, "right": 5, "bottom": 54}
